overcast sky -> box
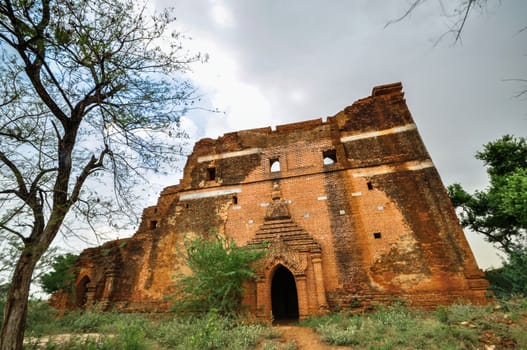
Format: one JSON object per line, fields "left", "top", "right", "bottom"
{"left": 140, "top": 0, "right": 527, "bottom": 269}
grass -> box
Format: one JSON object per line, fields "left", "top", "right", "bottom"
{"left": 300, "top": 299, "right": 527, "bottom": 350}
{"left": 13, "top": 297, "right": 527, "bottom": 349}
{"left": 22, "top": 303, "right": 278, "bottom": 350}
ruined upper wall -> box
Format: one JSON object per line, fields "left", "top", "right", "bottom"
{"left": 175, "top": 82, "right": 428, "bottom": 190}
{"left": 136, "top": 82, "right": 431, "bottom": 238}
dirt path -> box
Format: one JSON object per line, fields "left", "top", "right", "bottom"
{"left": 277, "top": 325, "right": 350, "bottom": 350}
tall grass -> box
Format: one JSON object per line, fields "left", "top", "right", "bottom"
{"left": 17, "top": 298, "right": 527, "bottom": 349}
{"left": 22, "top": 302, "right": 273, "bottom": 350}
{"left": 301, "top": 299, "right": 527, "bottom": 349}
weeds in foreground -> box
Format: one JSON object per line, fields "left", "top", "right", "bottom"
{"left": 23, "top": 303, "right": 275, "bottom": 350}
{"left": 301, "top": 299, "right": 527, "bottom": 350}
{"left": 21, "top": 298, "right": 527, "bottom": 349}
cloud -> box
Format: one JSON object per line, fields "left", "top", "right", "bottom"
{"left": 210, "top": 1, "right": 235, "bottom": 28}
{"left": 150, "top": 0, "right": 527, "bottom": 269}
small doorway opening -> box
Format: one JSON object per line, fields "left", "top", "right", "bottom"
{"left": 271, "top": 265, "right": 299, "bottom": 322}
{"left": 76, "top": 276, "right": 91, "bottom": 309}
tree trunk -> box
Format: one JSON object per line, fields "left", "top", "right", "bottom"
{"left": 0, "top": 250, "right": 39, "bottom": 350}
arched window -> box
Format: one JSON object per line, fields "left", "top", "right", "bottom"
{"left": 322, "top": 149, "right": 337, "bottom": 165}
{"left": 270, "top": 158, "right": 281, "bottom": 172}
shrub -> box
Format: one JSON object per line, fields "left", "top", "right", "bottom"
{"left": 153, "top": 311, "right": 268, "bottom": 350}
{"left": 173, "top": 234, "right": 265, "bottom": 316}
{"left": 486, "top": 247, "right": 527, "bottom": 299}
{"left": 40, "top": 254, "right": 78, "bottom": 294}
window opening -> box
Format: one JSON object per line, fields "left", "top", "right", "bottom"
{"left": 373, "top": 232, "right": 382, "bottom": 239}
{"left": 149, "top": 220, "right": 158, "bottom": 229}
{"left": 367, "top": 181, "right": 374, "bottom": 190}
{"left": 322, "top": 149, "right": 337, "bottom": 165}
{"left": 185, "top": 203, "right": 190, "bottom": 209}
{"left": 270, "top": 158, "right": 281, "bottom": 172}
{"left": 207, "top": 167, "right": 216, "bottom": 181}
{"left": 232, "top": 196, "right": 238, "bottom": 204}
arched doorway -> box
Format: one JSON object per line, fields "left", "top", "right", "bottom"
{"left": 76, "top": 276, "right": 91, "bottom": 308}
{"left": 271, "top": 265, "right": 299, "bottom": 321}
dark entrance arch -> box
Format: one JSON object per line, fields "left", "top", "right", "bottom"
{"left": 76, "top": 276, "right": 91, "bottom": 308}
{"left": 271, "top": 265, "right": 299, "bottom": 321}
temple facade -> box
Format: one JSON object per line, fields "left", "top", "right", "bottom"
{"left": 51, "top": 82, "right": 489, "bottom": 320}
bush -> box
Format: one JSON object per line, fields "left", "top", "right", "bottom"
{"left": 302, "top": 303, "right": 482, "bottom": 349}
{"left": 152, "top": 311, "right": 269, "bottom": 350}
{"left": 486, "top": 247, "right": 527, "bottom": 298}
{"left": 40, "top": 254, "right": 78, "bottom": 294}
{"left": 173, "top": 234, "right": 265, "bottom": 316}
{"left": 25, "top": 301, "right": 60, "bottom": 336}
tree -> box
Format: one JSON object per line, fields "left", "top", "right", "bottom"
{"left": 0, "top": 0, "right": 200, "bottom": 348}
{"left": 387, "top": 1, "right": 527, "bottom": 101}
{"left": 485, "top": 246, "right": 527, "bottom": 298}
{"left": 173, "top": 234, "right": 266, "bottom": 316}
{"left": 447, "top": 135, "right": 527, "bottom": 253}
{"left": 448, "top": 135, "right": 527, "bottom": 297}
{"left": 387, "top": 0, "right": 502, "bottom": 44}
{"left": 0, "top": 235, "right": 57, "bottom": 293}
{"left": 39, "top": 253, "right": 78, "bottom": 294}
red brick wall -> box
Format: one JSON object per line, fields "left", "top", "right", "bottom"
{"left": 54, "top": 83, "right": 489, "bottom": 316}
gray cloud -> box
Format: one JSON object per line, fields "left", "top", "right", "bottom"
{"left": 156, "top": 0, "right": 527, "bottom": 268}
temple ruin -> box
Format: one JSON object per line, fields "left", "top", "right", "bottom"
{"left": 51, "top": 82, "right": 490, "bottom": 320}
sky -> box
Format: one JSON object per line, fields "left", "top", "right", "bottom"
{"left": 122, "top": 0, "right": 526, "bottom": 270}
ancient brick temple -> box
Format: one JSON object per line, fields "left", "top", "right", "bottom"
{"left": 51, "top": 82, "right": 490, "bottom": 320}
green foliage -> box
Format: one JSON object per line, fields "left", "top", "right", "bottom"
{"left": 447, "top": 135, "right": 527, "bottom": 253}
{"left": 23, "top": 303, "right": 272, "bottom": 350}
{"left": 1, "top": 0, "right": 200, "bottom": 346}
{"left": 18, "top": 298, "right": 527, "bottom": 350}
{"left": 40, "top": 254, "right": 78, "bottom": 294}
{"left": 173, "top": 234, "right": 266, "bottom": 316}
{"left": 486, "top": 246, "right": 527, "bottom": 298}
{"left": 303, "top": 301, "right": 527, "bottom": 349}
{"left": 447, "top": 135, "right": 527, "bottom": 297}
{"left": 153, "top": 311, "right": 265, "bottom": 349}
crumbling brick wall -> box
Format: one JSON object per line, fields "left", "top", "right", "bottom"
{"left": 52, "top": 82, "right": 489, "bottom": 318}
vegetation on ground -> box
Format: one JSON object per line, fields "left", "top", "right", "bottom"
{"left": 301, "top": 298, "right": 527, "bottom": 350}
{"left": 18, "top": 302, "right": 279, "bottom": 350}
{"left": 9, "top": 297, "right": 527, "bottom": 349}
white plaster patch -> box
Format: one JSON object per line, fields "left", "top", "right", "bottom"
{"left": 377, "top": 206, "right": 384, "bottom": 211}
{"left": 197, "top": 148, "right": 261, "bottom": 163}
{"left": 351, "top": 159, "right": 434, "bottom": 178}
{"left": 260, "top": 202, "right": 270, "bottom": 207}
{"left": 351, "top": 192, "right": 362, "bottom": 197}
{"left": 317, "top": 196, "right": 327, "bottom": 201}
{"left": 340, "top": 123, "right": 417, "bottom": 143}
{"left": 232, "top": 205, "right": 241, "bottom": 210}
{"left": 179, "top": 188, "right": 241, "bottom": 200}
{"left": 339, "top": 210, "right": 346, "bottom": 215}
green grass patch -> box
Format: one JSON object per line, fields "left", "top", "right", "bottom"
{"left": 19, "top": 298, "right": 527, "bottom": 349}
{"left": 301, "top": 300, "right": 527, "bottom": 349}
{"left": 23, "top": 303, "right": 274, "bottom": 350}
